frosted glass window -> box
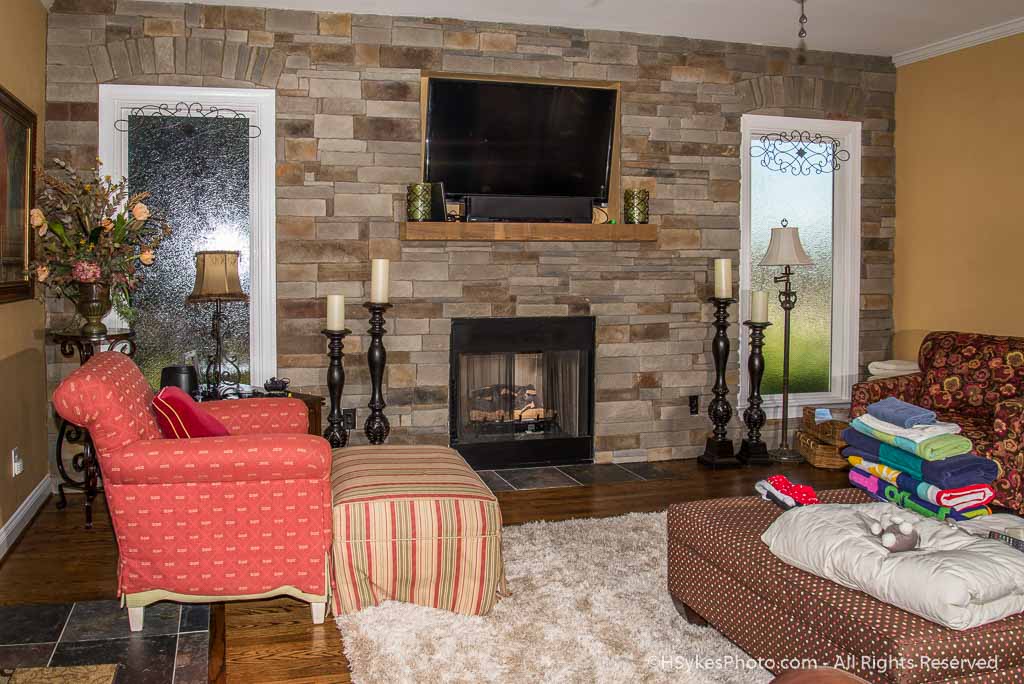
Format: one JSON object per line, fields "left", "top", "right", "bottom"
{"left": 749, "top": 141, "right": 834, "bottom": 395}
{"left": 127, "top": 115, "right": 251, "bottom": 388}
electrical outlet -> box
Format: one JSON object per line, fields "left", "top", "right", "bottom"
{"left": 11, "top": 447, "right": 24, "bottom": 478}
{"left": 342, "top": 409, "right": 357, "bottom": 430}
{"left": 689, "top": 395, "right": 700, "bottom": 415}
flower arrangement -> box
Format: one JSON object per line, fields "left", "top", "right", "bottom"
{"left": 30, "top": 158, "right": 170, "bottom": 323}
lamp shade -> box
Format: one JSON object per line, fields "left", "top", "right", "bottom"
{"left": 759, "top": 225, "right": 813, "bottom": 267}
{"left": 187, "top": 250, "right": 248, "bottom": 303}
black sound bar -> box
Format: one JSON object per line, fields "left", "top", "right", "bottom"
{"left": 464, "top": 195, "right": 593, "bottom": 223}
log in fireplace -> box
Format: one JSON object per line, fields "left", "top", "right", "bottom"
{"left": 449, "top": 316, "right": 595, "bottom": 469}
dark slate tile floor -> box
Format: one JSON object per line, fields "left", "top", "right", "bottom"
{"left": 478, "top": 462, "right": 650, "bottom": 491}
{"left": 0, "top": 600, "right": 209, "bottom": 684}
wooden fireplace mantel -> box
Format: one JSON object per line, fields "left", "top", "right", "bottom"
{"left": 400, "top": 221, "right": 657, "bottom": 242}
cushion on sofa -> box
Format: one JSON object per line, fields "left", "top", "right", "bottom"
{"left": 152, "top": 386, "right": 230, "bottom": 439}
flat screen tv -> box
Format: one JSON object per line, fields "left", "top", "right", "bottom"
{"left": 424, "top": 78, "right": 617, "bottom": 203}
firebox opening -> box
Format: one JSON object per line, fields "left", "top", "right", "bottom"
{"left": 449, "top": 317, "right": 595, "bottom": 470}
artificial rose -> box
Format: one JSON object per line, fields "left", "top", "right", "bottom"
{"left": 71, "top": 260, "right": 102, "bottom": 283}
{"left": 131, "top": 203, "right": 150, "bottom": 221}
{"left": 36, "top": 265, "right": 49, "bottom": 282}
{"left": 139, "top": 249, "right": 155, "bottom": 265}
{"left": 101, "top": 218, "right": 114, "bottom": 232}
{"left": 29, "top": 208, "right": 46, "bottom": 228}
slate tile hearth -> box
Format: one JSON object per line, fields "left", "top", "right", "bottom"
{"left": 493, "top": 467, "right": 580, "bottom": 490}
{"left": 477, "top": 470, "right": 515, "bottom": 492}
{"left": 0, "top": 600, "right": 209, "bottom": 684}
{"left": 618, "top": 460, "right": 696, "bottom": 481}
{"left": 558, "top": 463, "right": 644, "bottom": 485}
{"left": 479, "top": 463, "right": 655, "bottom": 491}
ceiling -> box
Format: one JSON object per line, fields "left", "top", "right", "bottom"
{"left": 163, "top": 0, "right": 1024, "bottom": 58}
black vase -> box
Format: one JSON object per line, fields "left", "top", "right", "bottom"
{"left": 160, "top": 365, "right": 199, "bottom": 397}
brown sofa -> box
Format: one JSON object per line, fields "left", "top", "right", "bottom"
{"left": 851, "top": 331, "right": 1024, "bottom": 513}
{"left": 667, "top": 490, "right": 1024, "bottom": 683}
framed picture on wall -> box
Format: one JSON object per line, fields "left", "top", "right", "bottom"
{"left": 0, "top": 85, "right": 37, "bottom": 304}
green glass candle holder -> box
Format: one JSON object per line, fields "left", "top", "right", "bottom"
{"left": 623, "top": 188, "right": 650, "bottom": 224}
{"left": 406, "top": 183, "right": 432, "bottom": 222}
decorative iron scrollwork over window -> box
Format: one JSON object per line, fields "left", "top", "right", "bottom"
{"left": 750, "top": 130, "right": 849, "bottom": 176}
{"left": 114, "top": 102, "right": 262, "bottom": 138}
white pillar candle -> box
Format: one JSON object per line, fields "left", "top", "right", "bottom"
{"left": 370, "top": 258, "right": 390, "bottom": 303}
{"left": 713, "top": 258, "right": 732, "bottom": 298}
{"left": 326, "top": 294, "right": 345, "bottom": 330}
{"left": 751, "top": 290, "right": 769, "bottom": 323}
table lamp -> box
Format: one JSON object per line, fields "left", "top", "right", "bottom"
{"left": 187, "top": 250, "right": 248, "bottom": 400}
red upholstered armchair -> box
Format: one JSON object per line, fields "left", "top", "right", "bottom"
{"left": 53, "top": 351, "right": 333, "bottom": 631}
{"left": 851, "top": 331, "right": 1024, "bottom": 513}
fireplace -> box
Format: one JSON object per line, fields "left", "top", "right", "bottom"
{"left": 449, "top": 317, "right": 595, "bottom": 469}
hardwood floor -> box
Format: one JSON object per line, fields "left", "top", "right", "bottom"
{"left": 496, "top": 460, "right": 848, "bottom": 525}
{"left": 0, "top": 462, "right": 848, "bottom": 683}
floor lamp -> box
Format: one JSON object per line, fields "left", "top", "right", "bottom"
{"left": 759, "top": 220, "right": 813, "bottom": 462}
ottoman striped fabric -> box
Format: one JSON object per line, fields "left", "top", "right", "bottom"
{"left": 330, "top": 445, "right": 507, "bottom": 616}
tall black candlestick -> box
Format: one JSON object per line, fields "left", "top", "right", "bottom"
{"left": 699, "top": 297, "right": 742, "bottom": 469}
{"left": 364, "top": 302, "right": 392, "bottom": 444}
{"left": 321, "top": 328, "right": 351, "bottom": 448}
{"left": 738, "top": 321, "right": 772, "bottom": 465}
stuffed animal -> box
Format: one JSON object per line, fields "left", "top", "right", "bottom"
{"left": 870, "top": 515, "right": 920, "bottom": 552}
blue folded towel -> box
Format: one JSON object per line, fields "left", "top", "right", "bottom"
{"left": 841, "top": 427, "right": 883, "bottom": 459}
{"left": 866, "top": 397, "right": 936, "bottom": 428}
{"left": 920, "top": 453, "right": 999, "bottom": 489}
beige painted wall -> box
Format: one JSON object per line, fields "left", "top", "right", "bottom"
{"left": 894, "top": 34, "right": 1024, "bottom": 359}
{"left": 0, "top": 0, "right": 48, "bottom": 529}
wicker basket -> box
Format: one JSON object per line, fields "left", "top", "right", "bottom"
{"left": 801, "top": 406, "right": 850, "bottom": 447}
{"left": 796, "top": 430, "right": 848, "bottom": 470}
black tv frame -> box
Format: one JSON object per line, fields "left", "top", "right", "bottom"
{"left": 422, "top": 76, "right": 618, "bottom": 205}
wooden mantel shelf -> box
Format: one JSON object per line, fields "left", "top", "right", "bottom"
{"left": 401, "top": 221, "right": 657, "bottom": 242}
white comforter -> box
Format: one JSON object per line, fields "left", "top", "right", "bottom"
{"left": 761, "top": 503, "right": 1024, "bottom": 630}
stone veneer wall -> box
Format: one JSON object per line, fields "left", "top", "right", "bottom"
{"left": 43, "top": 0, "right": 896, "bottom": 462}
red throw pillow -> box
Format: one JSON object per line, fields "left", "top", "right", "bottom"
{"left": 152, "top": 386, "right": 231, "bottom": 439}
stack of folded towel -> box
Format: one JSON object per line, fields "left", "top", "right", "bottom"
{"left": 866, "top": 359, "right": 920, "bottom": 381}
{"left": 843, "top": 397, "right": 997, "bottom": 521}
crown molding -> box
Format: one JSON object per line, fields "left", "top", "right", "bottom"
{"left": 893, "top": 15, "right": 1024, "bottom": 67}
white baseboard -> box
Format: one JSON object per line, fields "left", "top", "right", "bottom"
{"left": 0, "top": 476, "right": 51, "bottom": 561}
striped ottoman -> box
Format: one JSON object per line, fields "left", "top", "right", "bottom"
{"left": 329, "top": 445, "right": 507, "bottom": 616}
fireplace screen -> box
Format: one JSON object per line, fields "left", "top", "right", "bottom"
{"left": 449, "top": 316, "right": 595, "bottom": 468}
{"left": 457, "top": 350, "right": 586, "bottom": 443}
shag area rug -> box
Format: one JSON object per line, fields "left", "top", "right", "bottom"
{"left": 336, "top": 512, "right": 771, "bottom": 683}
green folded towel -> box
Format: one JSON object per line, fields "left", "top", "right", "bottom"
{"left": 911, "top": 433, "right": 974, "bottom": 461}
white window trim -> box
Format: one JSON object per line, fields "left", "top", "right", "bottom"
{"left": 739, "top": 114, "right": 861, "bottom": 418}
{"left": 98, "top": 84, "right": 277, "bottom": 386}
